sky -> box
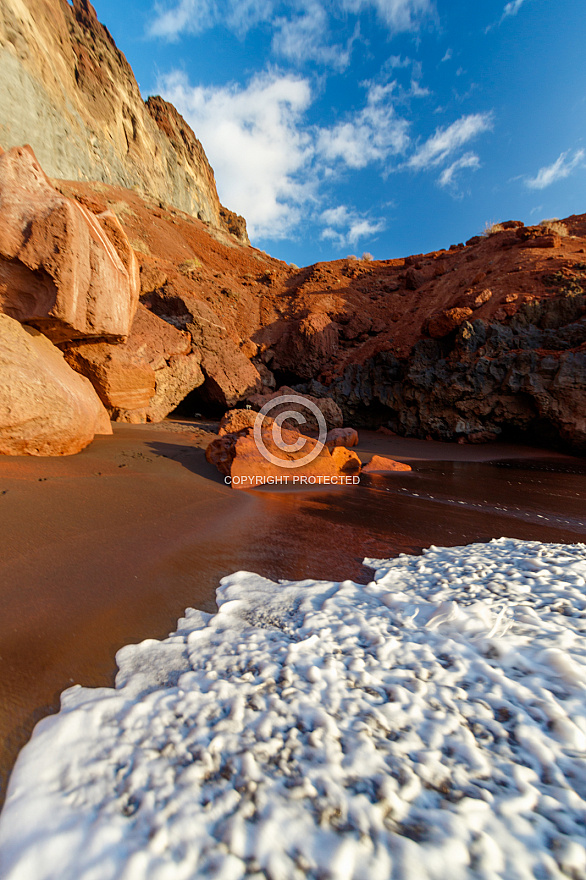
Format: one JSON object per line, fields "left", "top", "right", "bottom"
{"left": 91, "top": 0, "right": 586, "bottom": 266}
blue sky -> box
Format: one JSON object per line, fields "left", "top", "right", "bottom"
{"left": 92, "top": 0, "right": 586, "bottom": 266}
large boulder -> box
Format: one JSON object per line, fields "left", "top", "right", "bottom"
{"left": 62, "top": 305, "right": 203, "bottom": 423}
{"left": 0, "top": 145, "right": 139, "bottom": 342}
{"left": 0, "top": 313, "right": 111, "bottom": 455}
{"left": 206, "top": 424, "right": 361, "bottom": 488}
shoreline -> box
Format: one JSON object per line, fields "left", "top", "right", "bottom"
{"left": 0, "top": 421, "right": 584, "bottom": 804}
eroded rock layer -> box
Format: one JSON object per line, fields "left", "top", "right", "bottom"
{"left": 0, "top": 0, "right": 247, "bottom": 242}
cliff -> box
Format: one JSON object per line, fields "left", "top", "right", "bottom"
{"left": 57, "top": 171, "right": 586, "bottom": 452}
{"left": 0, "top": 0, "right": 248, "bottom": 242}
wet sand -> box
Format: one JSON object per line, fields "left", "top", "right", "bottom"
{"left": 0, "top": 421, "right": 585, "bottom": 803}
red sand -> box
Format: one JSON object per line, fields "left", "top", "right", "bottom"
{"left": 0, "top": 422, "right": 584, "bottom": 803}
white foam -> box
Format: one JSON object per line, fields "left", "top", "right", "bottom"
{"left": 1, "top": 539, "right": 586, "bottom": 879}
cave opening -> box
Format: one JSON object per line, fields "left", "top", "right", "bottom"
{"left": 169, "top": 386, "right": 226, "bottom": 421}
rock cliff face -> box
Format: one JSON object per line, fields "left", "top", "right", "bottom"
{"left": 0, "top": 0, "right": 248, "bottom": 242}
{"left": 55, "top": 170, "right": 585, "bottom": 451}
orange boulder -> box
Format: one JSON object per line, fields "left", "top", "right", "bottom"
{"left": 0, "top": 145, "right": 139, "bottom": 342}
{"left": 362, "top": 455, "right": 412, "bottom": 473}
{"left": 206, "top": 424, "right": 362, "bottom": 488}
{"left": 0, "top": 314, "right": 111, "bottom": 456}
{"left": 326, "top": 427, "right": 359, "bottom": 448}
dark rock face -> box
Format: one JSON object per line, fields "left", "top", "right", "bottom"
{"left": 324, "top": 296, "right": 586, "bottom": 452}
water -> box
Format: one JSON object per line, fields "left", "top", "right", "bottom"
{"left": 0, "top": 426, "right": 584, "bottom": 804}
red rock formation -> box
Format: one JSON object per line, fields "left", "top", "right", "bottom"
{"left": 62, "top": 305, "right": 203, "bottom": 423}
{"left": 54, "top": 172, "right": 586, "bottom": 450}
{"left": 362, "top": 455, "right": 412, "bottom": 473}
{"left": 326, "top": 428, "right": 359, "bottom": 448}
{"left": 0, "top": 314, "right": 111, "bottom": 455}
{"left": 0, "top": 145, "right": 139, "bottom": 342}
{"left": 206, "top": 425, "right": 361, "bottom": 488}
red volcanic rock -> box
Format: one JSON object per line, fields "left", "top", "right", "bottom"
{"left": 427, "top": 307, "right": 474, "bottom": 339}
{"left": 51, "top": 172, "right": 586, "bottom": 451}
{"left": 218, "top": 408, "right": 271, "bottom": 437}
{"left": 271, "top": 312, "right": 339, "bottom": 380}
{"left": 247, "top": 386, "right": 343, "bottom": 434}
{"left": 522, "top": 234, "right": 561, "bottom": 249}
{"left": 0, "top": 145, "right": 139, "bottom": 342}
{"left": 330, "top": 446, "right": 361, "bottom": 474}
{"left": 206, "top": 425, "right": 361, "bottom": 488}
{"left": 474, "top": 289, "right": 493, "bottom": 307}
{"left": 0, "top": 313, "right": 111, "bottom": 455}
{"left": 326, "top": 427, "right": 359, "bottom": 448}
{"left": 362, "top": 455, "right": 412, "bottom": 473}
{"left": 183, "top": 299, "right": 261, "bottom": 408}
{"left": 62, "top": 304, "right": 202, "bottom": 422}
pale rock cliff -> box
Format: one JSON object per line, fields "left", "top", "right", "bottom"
{"left": 0, "top": 0, "right": 248, "bottom": 242}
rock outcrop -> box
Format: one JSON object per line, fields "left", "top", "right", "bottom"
{"left": 0, "top": 145, "right": 139, "bottom": 342}
{"left": 0, "top": 0, "right": 247, "bottom": 242}
{"left": 325, "top": 295, "right": 586, "bottom": 451}
{"left": 206, "top": 424, "right": 361, "bottom": 488}
{"left": 47, "top": 167, "right": 586, "bottom": 452}
{"left": 62, "top": 305, "right": 204, "bottom": 422}
{"left": 0, "top": 313, "right": 111, "bottom": 455}
{"left": 247, "top": 386, "right": 343, "bottom": 434}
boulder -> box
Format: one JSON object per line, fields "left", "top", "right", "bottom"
{"left": 427, "top": 307, "right": 474, "bottom": 339}
{"left": 0, "top": 145, "right": 139, "bottom": 342}
{"left": 330, "top": 446, "right": 361, "bottom": 474}
{"left": 62, "top": 304, "right": 203, "bottom": 422}
{"left": 362, "top": 455, "right": 412, "bottom": 474}
{"left": 218, "top": 408, "right": 270, "bottom": 437}
{"left": 326, "top": 427, "right": 359, "bottom": 448}
{"left": 247, "top": 386, "right": 343, "bottom": 434}
{"left": 0, "top": 313, "right": 111, "bottom": 455}
{"left": 206, "top": 424, "right": 361, "bottom": 488}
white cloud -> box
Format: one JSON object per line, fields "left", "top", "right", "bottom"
{"left": 320, "top": 205, "right": 385, "bottom": 245}
{"left": 341, "top": 0, "right": 432, "bottom": 32}
{"left": 407, "top": 112, "right": 493, "bottom": 170}
{"left": 438, "top": 151, "right": 480, "bottom": 188}
{"left": 501, "top": 0, "right": 527, "bottom": 19}
{"left": 485, "top": 0, "right": 533, "bottom": 32}
{"left": 525, "top": 149, "right": 585, "bottom": 190}
{"left": 149, "top": 0, "right": 274, "bottom": 38}
{"left": 440, "top": 47, "right": 452, "bottom": 62}
{"left": 271, "top": 3, "right": 357, "bottom": 68}
{"left": 316, "top": 82, "right": 410, "bottom": 169}
{"left": 157, "top": 70, "right": 314, "bottom": 238}
{"left": 149, "top": 0, "right": 433, "bottom": 51}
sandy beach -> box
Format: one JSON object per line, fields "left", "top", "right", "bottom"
{"left": 1, "top": 421, "right": 585, "bottom": 805}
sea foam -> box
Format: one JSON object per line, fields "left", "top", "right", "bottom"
{"left": 1, "top": 538, "right": 586, "bottom": 879}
